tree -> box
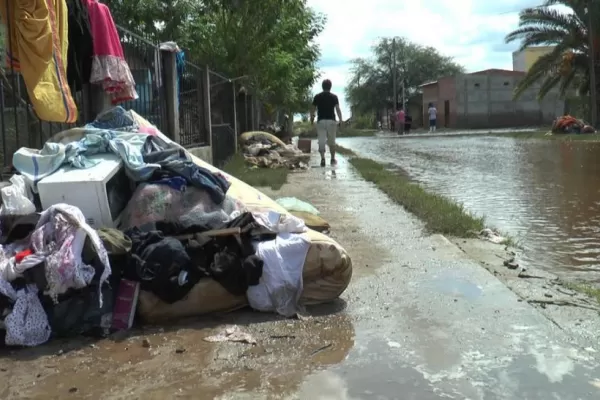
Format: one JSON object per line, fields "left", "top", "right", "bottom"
{"left": 106, "top": 0, "right": 325, "bottom": 114}
{"left": 345, "top": 37, "right": 464, "bottom": 116}
{"left": 505, "top": 0, "right": 600, "bottom": 100}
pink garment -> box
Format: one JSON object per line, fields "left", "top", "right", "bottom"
{"left": 84, "top": 0, "right": 138, "bottom": 104}
{"left": 396, "top": 110, "right": 405, "bottom": 123}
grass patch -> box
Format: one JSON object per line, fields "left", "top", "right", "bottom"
{"left": 491, "top": 130, "right": 600, "bottom": 141}
{"left": 222, "top": 153, "right": 288, "bottom": 190}
{"left": 564, "top": 282, "right": 600, "bottom": 304}
{"left": 336, "top": 144, "right": 522, "bottom": 242}
{"left": 336, "top": 145, "right": 484, "bottom": 237}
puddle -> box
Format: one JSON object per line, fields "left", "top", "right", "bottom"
{"left": 427, "top": 273, "right": 483, "bottom": 300}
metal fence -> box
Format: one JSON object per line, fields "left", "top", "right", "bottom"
{"left": 178, "top": 58, "right": 208, "bottom": 147}
{"left": 116, "top": 26, "right": 167, "bottom": 134}
{"left": 0, "top": 20, "right": 239, "bottom": 170}
{"left": 211, "top": 123, "right": 236, "bottom": 168}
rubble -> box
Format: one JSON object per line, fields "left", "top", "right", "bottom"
{"left": 241, "top": 131, "right": 310, "bottom": 170}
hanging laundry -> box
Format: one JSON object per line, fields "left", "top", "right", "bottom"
{"left": 0, "top": 0, "right": 78, "bottom": 123}
{"left": 83, "top": 0, "right": 138, "bottom": 104}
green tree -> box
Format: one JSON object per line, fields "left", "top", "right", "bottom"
{"left": 345, "top": 37, "right": 464, "bottom": 116}
{"left": 106, "top": 0, "right": 325, "bottom": 114}
{"left": 505, "top": 0, "right": 599, "bottom": 100}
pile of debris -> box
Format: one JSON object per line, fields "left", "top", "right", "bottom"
{"left": 240, "top": 131, "right": 310, "bottom": 170}
{"left": 551, "top": 115, "right": 595, "bottom": 134}
{"left": 0, "top": 107, "right": 352, "bottom": 348}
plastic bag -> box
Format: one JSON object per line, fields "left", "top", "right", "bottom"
{"left": 0, "top": 175, "right": 36, "bottom": 216}
{"left": 276, "top": 197, "right": 320, "bottom": 215}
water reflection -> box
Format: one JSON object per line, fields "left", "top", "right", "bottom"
{"left": 339, "top": 136, "right": 600, "bottom": 282}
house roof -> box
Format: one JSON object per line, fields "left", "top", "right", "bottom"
{"left": 468, "top": 68, "right": 525, "bottom": 76}
{"left": 418, "top": 80, "right": 438, "bottom": 88}
{"left": 418, "top": 68, "right": 526, "bottom": 87}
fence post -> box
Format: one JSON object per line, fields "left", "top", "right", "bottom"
{"left": 203, "top": 66, "right": 212, "bottom": 150}
{"left": 161, "top": 50, "right": 180, "bottom": 142}
{"left": 232, "top": 82, "right": 238, "bottom": 151}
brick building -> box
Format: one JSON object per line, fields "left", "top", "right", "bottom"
{"left": 420, "top": 69, "right": 564, "bottom": 129}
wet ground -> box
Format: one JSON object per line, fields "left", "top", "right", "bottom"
{"left": 339, "top": 133, "right": 600, "bottom": 284}
{"left": 2, "top": 151, "right": 600, "bottom": 399}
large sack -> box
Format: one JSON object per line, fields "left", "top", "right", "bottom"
{"left": 240, "top": 131, "right": 287, "bottom": 148}
{"left": 136, "top": 131, "right": 352, "bottom": 323}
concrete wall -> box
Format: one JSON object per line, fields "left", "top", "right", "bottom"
{"left": 454, "top": 70, "right": 564, "bottom": 129}
{"left": 187, "top": 146, "right": 213, "bottom": 165}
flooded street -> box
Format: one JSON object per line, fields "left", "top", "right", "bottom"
{"left": 339, "top": 134, "right": 600, "bottom": 283}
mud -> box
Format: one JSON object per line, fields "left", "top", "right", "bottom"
{"left": 1, "top": 309, "right": 354, "bottom": 399}
{"left": 2, "top": 148, "right": 600, "bottom": 399}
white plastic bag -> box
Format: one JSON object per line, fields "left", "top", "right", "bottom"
{"left": 0, "top": 175, "right": 36, "bottom": 216}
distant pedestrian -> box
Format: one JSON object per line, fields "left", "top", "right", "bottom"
{"left": 396, "top": 106, "right": 405, "bottom": 135}
{"left": 428, "top": 102, "right": 437, "bottom": 132}
{"left": 310, "top": 79, "right": 343, "bottom": 167}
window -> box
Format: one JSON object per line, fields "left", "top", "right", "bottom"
{"left": 474, "top": 83, "right": 480, "bottom": 88}
{"left": 503, "top": 81, "right": 510, "bottom": 86}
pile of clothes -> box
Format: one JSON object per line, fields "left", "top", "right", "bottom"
{"left": 241, "top": 132, "right": 310, "bottom": 170}
{"left": 551, "top": 115, "right": 596, "bottom": 134}
{"left": 0, "top": 107, "right": 312, "bottom": 348}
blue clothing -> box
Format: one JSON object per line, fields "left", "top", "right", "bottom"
{"left": 143, "top": 147, "right": 230, "bottom": 204}
{"left": 150, "top": 176, "right": 187, "bottom": 192}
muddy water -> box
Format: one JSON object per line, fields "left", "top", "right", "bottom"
{"left": 339, "top": 134, "right": 600, "bottom": 282}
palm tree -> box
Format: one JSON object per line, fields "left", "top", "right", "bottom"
{"left": 505, "top": 0, "right": 598, "bottom": 100}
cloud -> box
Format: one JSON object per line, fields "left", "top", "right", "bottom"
{"left": 306, "top": 0, "right": 540, "bottom": 117}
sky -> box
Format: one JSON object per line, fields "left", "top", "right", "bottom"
{"left": 306, "top": 0, "right": 544, "bottom": 118}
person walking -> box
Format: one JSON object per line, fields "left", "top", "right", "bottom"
{"left": 428, "top": 102, "right": 437, "bottom": 132}
{"left": 396, "top": 106, "right": 405, "bottom": 135}
{"left": 310, "top": 79, "right": 343, "bottom": 167}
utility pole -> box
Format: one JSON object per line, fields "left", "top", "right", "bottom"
{"left": 392, "top": 37, "right": 397, "bottom": 112}
{"left": 588, "top": 3, "right": 597, "bottom": 127}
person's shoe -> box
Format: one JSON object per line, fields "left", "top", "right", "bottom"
{"left": 330, "top": 158, "right": 337, "bottom": 166}
{"left": 320, "top": 159, "right": 326, "bottom": 167}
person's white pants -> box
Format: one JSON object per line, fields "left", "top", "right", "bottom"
{"left": 316, "top": 119, "right": 337, "bottom": 154}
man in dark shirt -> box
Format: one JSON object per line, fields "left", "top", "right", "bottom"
{"left": 310, "top": 79, "right": 343, "bottom": 167}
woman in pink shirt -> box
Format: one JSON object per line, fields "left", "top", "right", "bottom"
{"left": 396, "top": 107, "right": 405, "bottom": 135}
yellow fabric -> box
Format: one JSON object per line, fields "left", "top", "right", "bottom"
{"left": 0, "top": 0, "right": 78, "bottom": 123}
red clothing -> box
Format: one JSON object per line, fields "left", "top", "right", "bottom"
{"left": 396, "top": 110, "right": 405, "bottom": 123}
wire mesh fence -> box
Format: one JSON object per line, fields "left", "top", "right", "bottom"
{"left": 116, "top": 26, "right": 167, "bottom": 134}
{"left": 179, "top": 59, "right": 208, "bottom": 147}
